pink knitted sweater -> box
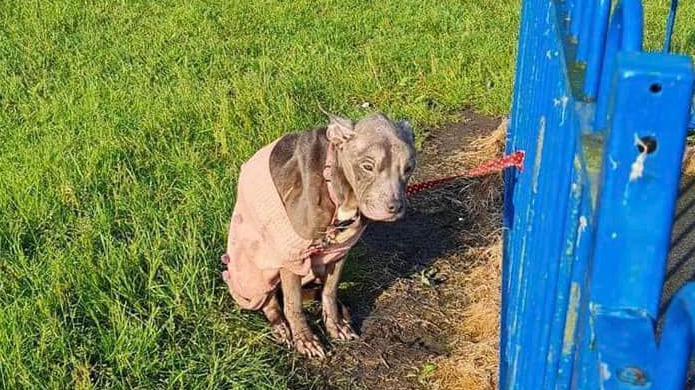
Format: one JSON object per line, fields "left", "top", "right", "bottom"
{"left": 222, "top": 139, "right": 365, "bottom": 310}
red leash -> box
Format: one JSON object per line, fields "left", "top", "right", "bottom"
{"left": 406, "top": 151, "right": 526, "bottom": 197}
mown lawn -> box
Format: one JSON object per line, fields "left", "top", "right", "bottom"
{"left": 0, "top": 1, "right": 693, "bottom": 388}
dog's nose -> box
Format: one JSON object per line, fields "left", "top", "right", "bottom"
{"left": 387, "top": 200, "right": 403, "bottom": 214}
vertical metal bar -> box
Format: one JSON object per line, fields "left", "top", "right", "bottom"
{"left": 503, "top": 1, "right": 583, "bottom": 388}
{"left": 582, "top": 0, "right": 611, "bottom": 100}
{"left": 663, "top": 0, "right": 679, "bottom": 53}
{"left": 594, "top": 0, "right": 643, "bottom": 131}
{"left": 565, "top": 0, "right": 576, "bottom": 34}
{"left": 541, "top": 156, "right": 592, "bottom": 389}
{"left": 588, "top": 51, "right": 694, "bottom": 388}
{"left": 570, "top": 0, "right": 585, "bottom": 39}
{"left": 592, "top": 52, "right": 692, "bottom": 316}
{"left": 502, "top": 3, "right": 545, "bottom": 385}
{"left": 576, "top": 0, "right": 597, "bottom": 62}
{"left": 564, "top": 192, "right": 599, "bottom": 390}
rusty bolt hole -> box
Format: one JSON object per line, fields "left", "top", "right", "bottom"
{"left": 637, "top": 136, "right": 657, "bottom": 154}
{"left": 617, "top": 366, "right": 649, "bottom": 386}
{"left": 649, "top": 83, "right": 662, "bottom": 94}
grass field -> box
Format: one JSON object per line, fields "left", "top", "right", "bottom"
{"left": 1, "top": 1, "right": 694, "bottom": 388}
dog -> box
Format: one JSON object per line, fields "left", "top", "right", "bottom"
{"left": 221, "top": 110, "right": 416, "bottom": 358}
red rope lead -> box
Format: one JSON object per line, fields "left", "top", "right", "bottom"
{"left": 406, "top": 150, "right": 526, "bottom": 197}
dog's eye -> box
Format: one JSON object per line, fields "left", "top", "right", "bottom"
{"left": 361, "top": 163, "right": 374, "bottom": 172}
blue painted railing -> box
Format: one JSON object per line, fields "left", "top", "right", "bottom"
{"left": 502, "top": 0, "right": 695, "bottom": 389}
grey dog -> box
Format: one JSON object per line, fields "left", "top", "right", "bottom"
{"left": 222, "top": 111, "right": 416, "bottom": 358}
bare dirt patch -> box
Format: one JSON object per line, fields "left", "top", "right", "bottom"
{"left": 300, "top": 111, "right": 507, "bottom": 389}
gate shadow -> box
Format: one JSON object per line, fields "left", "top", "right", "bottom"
{"left": 661, "top": 176, "right": 695, "bottom": 316}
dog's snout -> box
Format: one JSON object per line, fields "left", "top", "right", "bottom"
{"left": 387, "top": 199, "right": 403, "bottom": 214}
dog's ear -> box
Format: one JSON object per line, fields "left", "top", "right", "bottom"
{"left": 326, "top": 114, "right": 355, "bottom": 146}
{"left": 397, "top": 120, "right": 415, "bottom": 145}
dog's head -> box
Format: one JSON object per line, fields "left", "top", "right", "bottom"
{"left": 325, "top": 112, "right": 416, "bottom": 222}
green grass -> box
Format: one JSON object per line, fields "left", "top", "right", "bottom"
{"left": 0, "top": 1, "right": 693, "bottom": 388}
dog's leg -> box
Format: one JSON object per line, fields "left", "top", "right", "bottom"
{"left": 321, "top": 258, "right": 359, "bottom": 341}
{"left": 261, "top": 292, "right": 292, "bottom": 347}
{"left": 279, "top": 268, "right": 326, "bottom": 358}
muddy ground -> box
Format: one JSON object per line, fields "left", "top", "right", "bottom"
{"left": 298, "top": 111, "right": 506, "bottom": 390}
{"left": 288, "top": 111, "right": 695, "bottom": 390}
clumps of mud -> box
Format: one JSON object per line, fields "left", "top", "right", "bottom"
{"left": 684, "top": 145, "right": 695, "bottom": 176}
{"left": 433, "top": 240, "right": 502, "bottom": 390}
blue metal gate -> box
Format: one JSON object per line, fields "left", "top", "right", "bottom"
{"left": 502, "top": 0, "right": 695, "bottom": 388}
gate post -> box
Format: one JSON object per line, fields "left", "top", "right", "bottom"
{"left": 584, "top": 51, "right": 693, "bottom": 390}
{"left": 502, "top": 0, "right": 695, "bottom": 388}
{"left": 502, "top": 0, "right": 584, "bottom": 387}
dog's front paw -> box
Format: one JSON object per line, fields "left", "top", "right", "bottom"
{"left": 325, "top": 317, "right": 359, "bottom": 341}
{"left": 293, "top": 329, "right": 326, "bottom": 359}
{"left": 270, "top": 320, "right": 292, "bottom": 347}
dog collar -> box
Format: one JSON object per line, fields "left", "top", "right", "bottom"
{"left": 322, "top": 142, "right": 341, "bottom": 207}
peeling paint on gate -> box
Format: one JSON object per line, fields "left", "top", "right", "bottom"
{"left": 562, "top": 283, "right": 581, "bottom": 355}
{"left": 532, "top": 116, "right": 546, "bottom": 195}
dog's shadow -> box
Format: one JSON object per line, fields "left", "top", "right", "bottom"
{"left": 337, "top": 178, "right": 501, "bottom": 332}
